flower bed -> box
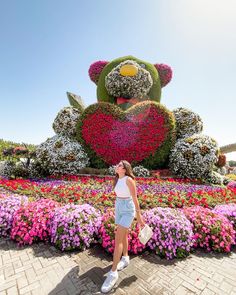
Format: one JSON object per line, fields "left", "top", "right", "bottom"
{"left": 76, "top": 101, "right": 175, "bottom": 169}
{"left": 0, "top": 176, "right": 235, "bottom": 211}
{"left": 212, "top": 203, "right": 236, "bottom": 237}
{"left": 183, "top": 206, "right": 235, "bottom": 252}
{"left": 0, "top": 194, "right": 28, "bottom": 237}
{"left": 143, "top": 207, "right": 194, "bottom": 259}
{"left": 51, "top": 203, "right": 102, "bottom": 251}
{"left": 11, "top": 198, "right": 59, "bottom": 246}
{"left": 0, "top": 176, "right": 236, "bottom": 259}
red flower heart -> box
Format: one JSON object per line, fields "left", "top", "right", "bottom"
{"left": 78, "top": 101, "right": 175, "bottom": 167}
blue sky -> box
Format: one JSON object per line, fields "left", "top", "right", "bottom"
{"left": 0, "top": 0, "right": 236, "bottom": 159}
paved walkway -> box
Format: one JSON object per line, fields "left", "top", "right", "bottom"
{"left": 0, "top": 238, "right": 236, "bottom": 295}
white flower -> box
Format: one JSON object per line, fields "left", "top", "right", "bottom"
{"left": 217, "top": 167, "right": 227, "bottom": 175}
{"left": 0, "top": 161, "right": 15, "bottom": 178}
{"left": 173, "top": 107, "right": 203, "bottom": 139}
{"left": 133, "top": 165, "right": 150, "bottom": 177}
{"left": 169, "top": 134, "right": 219, "bottom": 179}
{"left": 105, "top": 60, "right": 153, "bottom": 99}
{"left": 53, "top": 107, "right": 81, "bottom": 138}
{"left": 107, "top": 165, "right": 116, "bottom": 175}
{"left": 36, "top": 135, "right": 90, "bottom": 175}
{"left": 205, "top": 171, "right": 224, "bottom": 185}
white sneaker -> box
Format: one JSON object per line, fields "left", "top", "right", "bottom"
{"left": 117, "top": 256, "right": 130, "bottom": 271}
{"left": 101, "top": 270, "right": 118, "bottom": 293}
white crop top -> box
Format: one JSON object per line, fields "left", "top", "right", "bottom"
{"left": 114, "top": 175, "right": 132, "bottom": 198}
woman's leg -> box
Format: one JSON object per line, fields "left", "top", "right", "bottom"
{"left": 122, "top": 230, "right": 129, "bottom": 256}
{"left": 111, "top": 225, "right": 128, "bottom": 271}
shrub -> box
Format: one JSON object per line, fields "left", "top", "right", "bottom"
{"left": 212, "top": 204, "right": 236, "bottom": 236}
{"left": 133, "top": 165, "right": 150, "bottom": 177}
{"left": 36, "top": 135, "right": 90, "bottom": 175}
{"left": 53, "top": 107, "right": 81, "bottom": 138}
{"left": 172, "top": 107, "right": 203, "bottom": 139}
{"left": 50, "top": 204, "right": 102, "bottom": 251}
{"left": 143, "top": 207, "right": 194, "bottom": 259}
{"left": 183, "top": 206, "right": 235, "bottom": 252}
{"left": 107, "top": 165, "right": 116, "bottom": 176}
{"left": 0, "top": 161, "right": 15, "bottom": 178}
{"left": 204, "top": 171, "right": 224, "bottom": 185}
{"left": 11, "top": 199, "right": 59, "bottom": 246}
{"left": 169, "top": 134, "right": 219, "bottom": 179}
{"left": 0, "top": 195, "right": 28, "bottom": 237}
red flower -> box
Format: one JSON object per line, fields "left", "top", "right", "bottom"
{"left": 79, "top": 102, "right": 174, "bottom": 166}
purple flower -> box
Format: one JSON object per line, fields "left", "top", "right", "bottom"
{"left": 143, "top": 207, "right": 194, "bottom": 260}
{"left": 0, "top": 194, "right": 28, "bottom": 237}
{"left": 50, "top": 204, "right": 102, "bottom": 251}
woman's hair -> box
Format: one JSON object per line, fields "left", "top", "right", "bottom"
{"left": 113, "top": 160, "right": 135, "bottom": 189}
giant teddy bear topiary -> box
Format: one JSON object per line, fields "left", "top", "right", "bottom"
{"left": 76, "top": 56, "right": 176, "bottom": 169}
{"left": 34, "top": 55, "right": 224, "bottom": 183}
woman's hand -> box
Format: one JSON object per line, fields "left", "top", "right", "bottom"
{"left": 136, "top": 212, "right": 145, "bottom": 227}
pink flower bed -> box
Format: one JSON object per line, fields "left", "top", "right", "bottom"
{"left": 11, "top": 198, "right": 59, "bottom": 246}
{"left": 183, "top": 206, "right": 235, "bottom": 253}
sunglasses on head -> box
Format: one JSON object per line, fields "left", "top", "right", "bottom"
{"left": 117, "top": 163, "right": 124, "bottom": 168}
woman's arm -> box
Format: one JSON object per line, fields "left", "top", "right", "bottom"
{"left": 126, "top": 177, "right": 145, "bottom": 226}
{"left": 126, "top": 177, "right": 140, "bottom": 211}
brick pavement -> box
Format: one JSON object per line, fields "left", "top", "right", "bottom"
{"left": 0, "top": 238, "right": 236, "bottom": 295}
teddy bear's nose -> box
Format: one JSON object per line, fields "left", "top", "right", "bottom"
{"left": 120, "top": 64, "right": 138, "bottom": 77}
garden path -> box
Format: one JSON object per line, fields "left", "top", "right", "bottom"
{"left": 0, "top": 238, "right": 236, "bottom": 295}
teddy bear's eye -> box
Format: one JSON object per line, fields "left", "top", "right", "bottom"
{"left": 140, "top": 63, "right": 146, "bottom": 69}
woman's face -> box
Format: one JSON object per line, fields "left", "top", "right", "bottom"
{"left": 115, "top": 161, "right": 126, "bottom": 174}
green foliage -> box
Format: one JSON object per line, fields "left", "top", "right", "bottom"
{"left": 0, "top": 139, "right": 36, "bottom": 162}
{"left": 67, "top": 92, "right": 85, "bottom": 112}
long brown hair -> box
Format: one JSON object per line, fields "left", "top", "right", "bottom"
{"left": 113, "top": 160, "right": 135, "bottom": 189}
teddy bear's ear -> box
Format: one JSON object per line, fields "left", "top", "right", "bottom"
{"left": 154, "top": 63, "right": 173, "bottom": 87}
{"left": 88, "top": 61, "right": 109, "bottom": 84}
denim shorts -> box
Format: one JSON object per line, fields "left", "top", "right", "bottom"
{"left": 115, "top": 197, "right": 135, "bottom": 229}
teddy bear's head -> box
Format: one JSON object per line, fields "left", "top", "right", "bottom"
{"left": 88, "top": 56, "right": 172, "bottom": 109}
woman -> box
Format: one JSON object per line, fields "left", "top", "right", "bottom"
{"left": 101, "top": 160, "right": 145, "bottom": 293}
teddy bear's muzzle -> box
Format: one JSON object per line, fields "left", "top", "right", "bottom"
{"left": 120, "top": 64, "right": 138, "bottom": 77}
